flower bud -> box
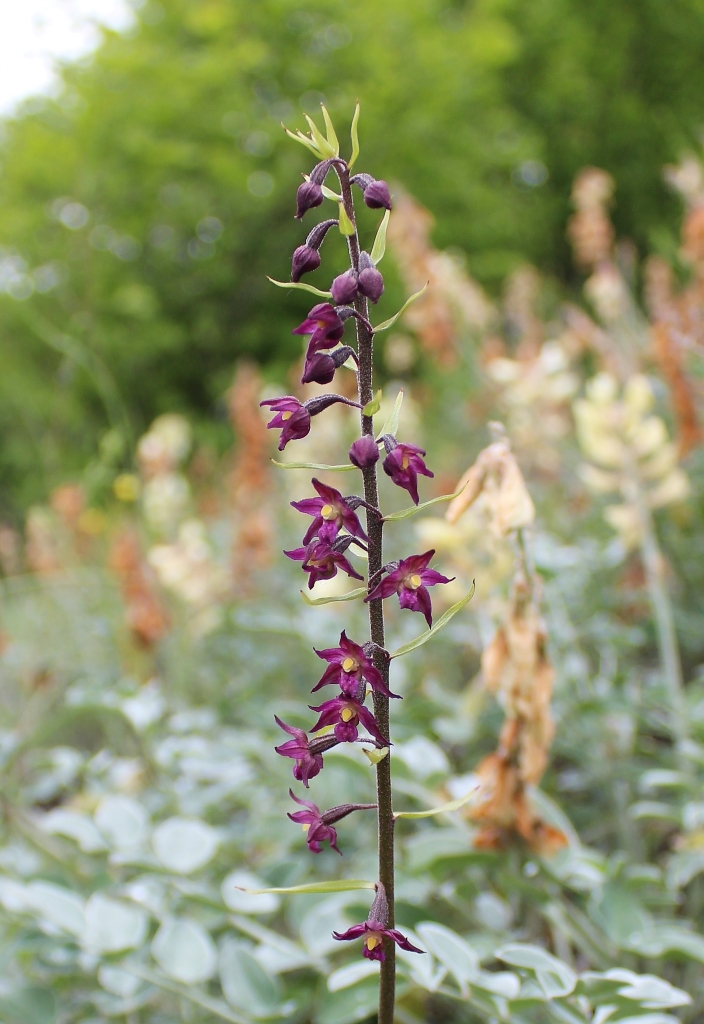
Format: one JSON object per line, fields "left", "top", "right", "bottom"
{"left": 364, "top": 179, "right": 392, "bottom": 210}
{"left": 358, "top": 265, "right": 384, "bottom": 303}
{"left": 350, "top": 173, "right": 392, "bottom": 211}
{"left": 295, "top": 180, "right": 324, "bottom": 219}
{"left": 292, "top": 245, "right": 321, "bottom": 282}
{"left": 349, "top": 434, "right": 380, "bottom": 469}
{"left": 331, "top": 269, "right": 359, "bottom": 305}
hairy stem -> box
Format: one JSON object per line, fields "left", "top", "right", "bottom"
{"left": 339, "top": 165, "right": 396, "bottom": 1023}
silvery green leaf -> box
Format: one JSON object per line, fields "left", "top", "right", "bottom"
{"left": 152, "top": 817, "right": 219, "bottom": 874}
{"left": 389, "top": 583, "right": 475, "bottom": 658}
{"left": 84, "top": 893, "right": 148, "bottom": 954}
{"left": 40, "top": 809, "right": 108, "bottom": 853}
{"left": 495, "top": 943, "right": 576, "bottom": 998}
{"left": 25, "top": 881, "right": 85, "bottom": 937}
{"left": 327, "top": 960, "right": 379, "bottom": 992}
{"left": 222, "top": 871, "right": 280, "bottom": 915}
{"left": 393, "top": 788, "right": 477, "bottom": 819}
{"left": 271, "top": 459, "right": 355, "bottom": 472}
{"left": 98, "top": 964, "right": 142, "bottom": 998}
{"left": 300, "top": 587, "right": 367, "bottom": 606}
{"left": 603, "top": 969, "right": 691, "bottom": 1009}
{"left": 151, "top": 917, "right": 217, "bottom": 985}
{"left": 237, "top": 879, "right": 374, "bottom": 896}
{"left": 362, "top": 389, "right": 382, "bottom": 417}
{"left": 372, "top": 283, "right": 427, "bottom": 333}
{"left": 95, "top": 795, "right": 149, "bottom": 852}
{"left": 219, "top": 939, "right": 280, "bottom": 1016}
{"left": 415, "top": 922, "right": 478, "bottom": 996}
{"left": 370, "top": 209, "right": 390, "bottom": 265}
{"left": 376, "top": 388, "right": 404, "bottom": 440}
{"left": 266, "top": 277, "right": 332, "bottom": 299}
{"left": 0, "top": 877, "right": 30, "bottom": 913}
{"left": 382, "top": 484, "right": 468, "bottom": 522}
{"left": 348, "top": 101, "right": 360, "bottom": 169}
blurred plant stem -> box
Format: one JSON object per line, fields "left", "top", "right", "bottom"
{"left": 17, "top": 306, "right": 133, "bottom": 453}
{"left": 632, "top": 473, "right": 689, "bottom": 764}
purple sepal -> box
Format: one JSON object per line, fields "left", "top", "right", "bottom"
{"left": 260, "top": 396, "right": 311, "bottom": 450}
{"left": 365, "top": 549, "right": 453, "bottom": 627}
{"left": 295, "top": 180, "right": 324, "bottom": 219}
{"left": 331, "top": 269, "right": 359, "bottom": 305}
{"left": 292, "top": 245, "right": 321, "bottom": 282}
{"left": 382, "top": 442, "right": 433, "bottom": 504}
{"left": 284, "top": 539, "right": 364, "bottom": 589}
{"left": 313, "top": 630, "right": 399, "bottom": 698}
{"left": 309, "top": 695, "right": 388, "bottom": 745}
{"left": 291, "top": 479, "right": 367, "bottom": 545}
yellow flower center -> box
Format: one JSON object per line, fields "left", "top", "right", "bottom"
{"left": 340, "top": 705, "right": 355, "bottom": 722}
{"left": 401, "top": 454, "right": 410, "bottom": 470}
{"left": 341, "top": 657, "right": 357, "bottom": 673}
{"left": 316, "top": 319, "right": 328, "bottom": 329}
{"left": 321, "top": 503, "right": 337, "bottom": 520}
{"left": 282, "top": 411, "right": 293, "bottom": 421}
{"left": 408, "top": 573, "right": 422, "bottom": 589}
{"left": 301, "top": 824, "right": 310, "bottom": 833}
{"left": 365, "top": 934, "right": 382, "bottom": 950}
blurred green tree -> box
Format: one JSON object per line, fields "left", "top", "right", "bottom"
{"left": 1, "top": 0, "right": 703, "bottom": 510}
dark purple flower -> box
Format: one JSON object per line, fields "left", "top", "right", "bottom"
{"left": 291, "top": 219, "right": 339, "bottom": 282}
{"left": 274, "top": 716, "right": 338, "bottom": 787}
{"left": 365, "top": 550, "right": 453, "bottom": 627}
{"left": 331, "top": 269, "right": 359, "bottom": 305}
{"left": 291, "top": 245, "right": 321, "bottom": 282}
{"left": 313, "top": 630, "right": 399, "bottom": 698}
{"left": 357, "top": 252, "right": 384, "bottom": 304}
{"left": 364, "top": 179, "right": 392, "bottom": 211}
{"left": 350, "top": 174, "right": 392, "bottom": 211}
{"left": 292, "top": 303, "right": 345, "bottom": 351}
{"left": 288, "top": 789, "right": 376, "bottom": 854}
{"left": 301, "top": 345, "right": 356, "bottom": 386}
{"left": 295, "top": 180, "right": 324, "bottom": 219}
{"left": 358, "top": 265, "right": 384, "bottom": 303}
{"left": 349, "top": 435, "right": 380, "bottom": 469}
{"left": 291, "top": 479, "right": 367, "bottom": 545}
{"left": 284, "top": 539, "right": 364, "bottom": 589}
{"left": 310, "top": 695, "right": 387, "bottom": 745}
{"left": 333, "top": 883, "right": 423, "bottom": 962}
{"left": 260, "top": 397, "right": 311, "bottom": 451}
{"left": 383, "top": 441, "right": 434, "bottom": 504}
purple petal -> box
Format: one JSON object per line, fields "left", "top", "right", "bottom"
{"left": 333, "top": 924, "right": 367, "bottom": 941}
{"left": 420, "top": 568, "right": 453, "bottom": 587}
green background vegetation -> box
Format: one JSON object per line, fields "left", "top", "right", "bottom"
{"left": 2, "top": 0, "right": 704, "bottom": 509}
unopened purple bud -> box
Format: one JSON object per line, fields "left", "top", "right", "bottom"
{"left": 349, "top": 435, "right": 380, "bottom": 469}
{"left": 331, "top": 269, "right": 359, "bottom": 305}
{"left": 358, "top": 266, "right": 384, "bottom": 303}
{"left": 296, "top": 180, "right": 324, "bottom": 219}
{"left": 292, "top": 245, "right": 321, "bottom": 282}
{"left": 364, "top": 179, "right": 392, "bottom": 211}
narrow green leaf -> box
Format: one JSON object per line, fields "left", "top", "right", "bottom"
{"left": 349, "top": 101, "right": 360, "bottom": 169}
{"left": 235, "top": 879, "right": 375, "bottom": 895}
{"left": 283, "top": 126, "right": 323, "bottom": 158}
{"left": 394, "top": 788, "right": 478, "bottom": 819}
{"left": 377, "top": 389, "right": 404, "bottom": 440}
{"left": 320, "top": 105, "right": 340, "bottom": 156}
{"left": 304, "top": 114, "right": 335, "bottom": 158}
{"left": 372, "top": 284, "right": 428, "bottom": 333}
{"left": 338, "top": 203, "right": 355, "bottom": 236}
{"left": 370, "top": 210, "right": 391, "bottom": 266}
{"left": 363, "top": 389, "right": 382, "bottom": 417}
{"left": 300, "top": 587, "right": 367, "bottom": 606}
{"left": 271, "top": 459, "right": 355, "bottom": 472}
{"left": 321, "top": 184, "right": 342, "bottom": 201}
{"left": 389, "top": 582, "right": 476, "bottom": 659}
{"left": 267, "top": 277, "right": 332, "bottom": 299}
{"left": 383, "top": 484, "right": 469, "bottom": 522}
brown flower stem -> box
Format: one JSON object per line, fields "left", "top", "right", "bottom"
{"left": 339, "top": 164, "right": 396, "bottom": 1024}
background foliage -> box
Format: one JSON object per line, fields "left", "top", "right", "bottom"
{"left": 4, "top": 0, "right": 704, "bottom": 508}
